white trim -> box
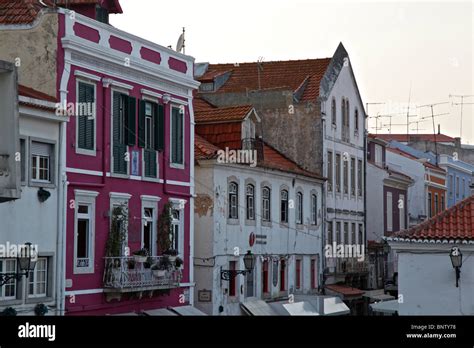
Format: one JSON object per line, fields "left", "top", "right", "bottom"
{"left": 67, "top": 167, "right": 103, "bottom": 177}
{"left": 141, "top": 89, "right": 163, "bottom": 100}
{"left": 20, "top": 104, "right": 67, "bottom": 123}
{"left": 74, "top": 189, "right": 99, "bottom": 198}
{"left": 104, "top": 79, "right": 133, "bottom": 91}
{"left": 171, "top": 98, "right": 188, "bottom": 106}
{"left": 65, "top": 288, "right": 104, "bottom": 296}
{"left": 19, "top": 96, "right": 57, "bottom": 110}
{"left": 74, "top": 70, "right": 101, "bottom": 82}
{"left": 109, "top": 192, "right": 132, "bottom": 200}
{"left": 141, "top": 198, "right": 158, "bottom": 255}
{"left": 140, "top": 195, "right": 161, "bottom": 202}
{"left": 169, "top": 197, "right": 187, "bottom": 210}
{"left": 166, "top": 180, "right": 191, "bottom": 187}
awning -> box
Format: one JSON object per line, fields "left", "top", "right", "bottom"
{"left": 168, "top": 305, "right": 207, "bottom": 316}
{"left": 241, "top": 299, "right": 280, "bottom": 316}
{"left": 264, "top": 295, "right": 349, "bottom": 316}
{"left": 325, "top": 284, "right": 365, "bottom": 300}
{"left": 370, "top": 299, "right": 399, "bottom": 314}
{"left": 142, "top": 308, "right": 177, "bottom": 316}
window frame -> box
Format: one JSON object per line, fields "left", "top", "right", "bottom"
{"left": 246, "top": 183, "right": 255, "bottom": 221}
{"left": 75, "top": 79, "right": 97, "bottom": 156}
{"left": 169, "top": 198, "right": 186, "bottom": 257}
{"left": 170, "top": 104, "right": 185, "bottom": 169}
{"left": 296, "top": 191, "right": 303, "bottom": 225}
{"left": 262, "top": 186, "right": 271, "bottom": 223}
{"left": 327, "top": 151, "right": 333, "bottom": 192}
{"left": 280, "top": 189, "right": 289, "bottom": 224}
{"left": 111, "top": 89, "right": 131, "bottom": 178}
{"left": 386, "top": 191, "right": 393, "bottom": 232}
{"left": 228, "top": 181, "right": 239, "bottom": 220}
{"left": 311, "top": 193, "right": 318, "bottom": 226}
{"left": 29, "top": 137, "right": 56, "bottom": 189}
{"left": 28, "top": 258, "right": 48, "bottom": 298}
{"left": 335, "top": 153, "right": 341, "bottom": 193}
{"left": 331, "top": 97, "right": 337, "bottom": 126}
{"left": 0, "top": 259, "right": 17, "bottom": 300}
{"left": 295, "top": 258, "right": 302, "bottom": 290}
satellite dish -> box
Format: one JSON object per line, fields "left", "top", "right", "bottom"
{"left": 176, "top": 32, "right": 185, "bottom": 53}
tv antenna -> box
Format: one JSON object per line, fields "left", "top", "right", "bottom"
{"left": 176, "top": 27, "right": 185, "bottom": 54}
{"left": 257, "top": 57, "right": 264, "bottom": 90}
{"left": 449, "top": 94, "right": 474, "bottom": 140}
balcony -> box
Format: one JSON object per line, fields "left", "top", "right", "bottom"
{"left": 335, "top": 258, "right": 369, "bottom": 274}
{"left": 103, "top": 256, "right": 181, "bottom": 294}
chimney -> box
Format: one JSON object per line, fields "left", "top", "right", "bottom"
{"left": 454, "top": 137, "right": 461, "bottom": 148}
{"left": 437, "top": 124, "right": 440, "bottom": 134}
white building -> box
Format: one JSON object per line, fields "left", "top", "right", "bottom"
{"left": 386, "top": 193, "right": 474, "bottom": 315}
{"left": 321, "top": 44, "right": 367, "bottom": 289}
{"left": 193, "top": 104, "right": 325, "bottom": 315}
{"left": 0, "top": 84, "right": 67, "bottom": 315}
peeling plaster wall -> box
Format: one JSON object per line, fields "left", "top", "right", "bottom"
{"left": 0, "top": 13, "right": 59, "bottom": 96}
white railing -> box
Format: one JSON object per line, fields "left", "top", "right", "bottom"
{"left": 103, "top": 256, "right": 181, "bottom": 291}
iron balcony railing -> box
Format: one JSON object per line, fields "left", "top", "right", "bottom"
{"left": 335, "top": 257, "right": 369, "bottom": 274}
{"left": 103, "top": 256, "right": 181, "bottom": 292}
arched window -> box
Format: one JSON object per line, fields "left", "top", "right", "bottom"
{"left": 331, "top": 97, "right": 336, "bottom": 126}
{"left": 341, "top": 98, "right": 345, "bottom": 129}
{"left": 296, "top": 192, "right": 303, "bottom": 224}
{"left": 280, "top": 190, "right": 289, "bottom": 223}
{"left": 311, "top": 194, "right": 317, "bottom": 225}
{"left": 246, "top": 184, "right": 255, "bottom": 220}
{"left": 262, "top": 187, "right": 271, "bottom": 222}
{"left": 228, "top": 182, "right": 238, "bottom": 219}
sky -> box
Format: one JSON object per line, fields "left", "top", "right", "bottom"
{"left": 111, "top": 0, "right": 474, "bottom": 144}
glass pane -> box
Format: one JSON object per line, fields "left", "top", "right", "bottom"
{"left": 78, "top": 205, "right": 89, "bottom": 214}
{"left": 77, "top": 219, "right": 89, "bottom": 259}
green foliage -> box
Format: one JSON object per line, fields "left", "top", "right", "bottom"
{"left": 2, "top": 307, "right": 17, "bottom": 316}
{"left": 34, "top": 303, "right": 48, "bottom": 316}
{"left": 106, "top": 204, "right": 128, "bottom": 257}
{"left": 157, "top": 202, "right": 173, "bottom": 254}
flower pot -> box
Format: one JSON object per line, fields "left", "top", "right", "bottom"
{"left": 153, "top": 270, "right": 166, "bottom": 277}
{"left": 168, "top": 256, "right": 176, "bottom": 262}
{"left": 133, "top": 255, "right": 147, "bottom": 263}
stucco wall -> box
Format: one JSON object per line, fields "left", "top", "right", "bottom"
{"left": 0, "top": 13, "right": 58, "bottom": 96}
{"left": 366, "top": 163, "right": 387, "bottom": 242}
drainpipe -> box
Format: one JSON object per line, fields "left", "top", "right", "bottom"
{"left": 320, "top": 98, "right": 327, "bottom": 294}
{"left": 188, "top": 94, "right": 196, "bottom": 306}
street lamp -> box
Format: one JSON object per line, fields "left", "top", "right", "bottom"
{"left": 0, "top": 243, "right": 37, "bottom": 287}
{"left": 221, "top": 250, "right": 255, "bottom": 281}
{"left": 449, "top": 246, "right": 462, "bottom": 288}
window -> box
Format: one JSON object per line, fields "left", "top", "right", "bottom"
{"left": 354, "top": 108, "right": 359, "bottom": 132}
{"left": 295, "top": 259, "right": 302, "bottom": 290}
{"left": 358, "top": 224, "right": 363, "bottom": 245}
{"left": 142, "top": 208, "right": 154, "bottom": 254}
{"left": 311, "top": 194, "right": 317, "bottom": 225}
{"left": 341, "top": 98, "right": 345, "bottom": 131}
{"left": 335, "top": 154, "right": 341, "bottom": 193}
{"left": 327, "top": 151, "right": 333, "bottom": 192}
{"left": 434, "top": 193, "right": 439, "bottom": 215}
{"left": 343, "top": 222, "right": 349, "bottom": 244}
{"left": 357, "top": 159, "right": 362, "bottom": 196}
{"left": 245, "top": 263, "right": 255, "bottom": 297}
{"left": 139, "top": 100, "right": 164, "bottom": 178}
{"left": 279, "top": 259, "right": 286, "bottom": 291}
{"left": 343, "top": 159, "right": 348, "bottom": 194}
{"left": 229, "top": 261, "right": 236, "bottom": 297}
{"left": 31, "top": 141, "right": 53, "bottom": 183}
{"left": 0, "top": 259, "right": 17, "bottom": 300}
{"left": 171, "top": 106, "right": 184, "bottom": 166}
{"left": 331, "top": 97, "right": 336, "bottom": 125}
{"left": 296, "top": 192, "right": 303, "bottom": 224}
{"left": 449, "top": 175, "right": 453, "bottom": 197}
{"left": 462, "top": 178, "right": 466, "bottom": 198}
{"left": 76, "top": 204, "right": 92, "bottom": 270}
{"left": 171, "top": 209, "right": 181, "bottom": 253}
{"left": 336, "top": 222, "right": 341, "bottom": 244}
{"left": 262, "top": 187, "right": 271, "bottom": 222}
{"left": 95, "top": 5, "right": 109, "bottom": 24}
{"left": 262, "top": 260, "right": 269, "bottom": 294}
{"left": 456, "top": 177, "right": 460, "bottom": 197}
{"left": 28, "top": 258, "right": 47, "bottom": 298}
{"left": 310, "top": 258, "right": 318, "bottom": 289}
{"left": 441, "top": 194, "right": 445, "bottom": 211}
{"left": 20, "top": 138, "right": 26, "bottom": 183}
{"left": 228, "top": 182, "right": 238, "bottom": 219}
{"left": 428, "top": 192, "right": 432, "bottom": 218}
{"left": 351, "top": 223, "right": 356, "bottom": 245}
{"left": 374, "top": 144, "right": 383, "bottom": 166}
{"left": 112, "top": 92, "right": 136, "bottom": 175}
{"left": 246, "top": 184, "right": 255, "bottom": 220}
{"left": 350, "top": 157, "right": 355, "bottom": 196}
{"left": 327, "top": 221, "right": 333, "bottom": 245}
{"left": 386, "top": 192, "right": 393, "bottom": 232}
{"left": 399, "top": 194, "right": 405, "bottom": 230}
{"left": 280, "top": 189, "right": 289, "bottom": 223}
{"left": 77, "top": 81, "right": 95, "bottom": 152}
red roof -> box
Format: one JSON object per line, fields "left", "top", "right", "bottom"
{"left": 374, "top": 133, "right": 456, "bottom": 143}
{"left": 19, "top": 85, "right": 57, "bottom": 102}
{"left": 195, "top": 134, "right": 220, "bottom": 160}
{"left": 56, "top": 0, "right": 123, "bottom": 14}
{"left": 326, "top": 284, "right": 364, "bottom": 297}
{"left": 198, "top": 58, "right": 331, "bottom": 101}
{"left": 195, "top": 105, "right": 253, "bottom": 123}
{"left": 195, "top": 123, "right": 243, "bottom": 149}
{"left": 193, "top": 97, "right": 216, "bottom": 113}
{"left": 394, "top": 195, "right": 474, "bottom": 240}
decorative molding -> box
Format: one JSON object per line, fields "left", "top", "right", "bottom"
{"left": 74, "top": 70, "right": 101, "bottom": 82}
{"left": 140, "top": 195, "right": 161, "bottom": 202}
{"left": 109, "top": 192, "right": 132, "bottom": 200}
{"left": 74, "top": 189, "right": 100, "bottom": 198}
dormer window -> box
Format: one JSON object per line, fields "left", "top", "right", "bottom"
{"left": 96, "top": 5, "right": 109, "bottom": 24}
{"left": 199, "top": 82, "right": 215, "bottom": 92}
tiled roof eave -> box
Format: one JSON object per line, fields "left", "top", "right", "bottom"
{"left": 383, "top": 236, "right": 474, "bottom": 245}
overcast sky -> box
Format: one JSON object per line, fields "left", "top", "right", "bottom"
{"left": 111, "top": 0, "right": 474, "bottom": 144}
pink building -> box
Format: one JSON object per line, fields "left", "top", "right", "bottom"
{"left": 56, "top": 0, "right": 199, "bottom": 315}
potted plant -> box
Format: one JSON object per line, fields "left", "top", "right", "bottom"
{"left": 127, "top": 259, "right": 136, "bottom": 270}
{"left": 132, "top": 248, "right": 148, "bottom": 263}
{"left": 152, "top": 255, "right": 172, "bottom": 277}
{"left": 174, "top": 256, "right": 184, "bottom": 269}
{"left": 164, "top": 249, "right": 178, "bottom": 262}
{"left": 151, "top": 263, "right": 166, "bottom": 277}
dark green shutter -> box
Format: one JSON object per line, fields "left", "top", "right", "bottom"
{"left": 77, "top": 82, "right": 86, "bottom": 149}
{"left": 177, "top": 109, "right": 183, "bottom": 164}
{"left": 126, "top": 96, "right": 136, "bottom": 146}
{"left": 154, "top": 104, "right": 164, "bottom": 152}
{"left": 84, "top": 84, "right": 94, "bottom": 150}
{"left": 171, "top": 109, "right": 177, "bottom": 163}
{"left": 77, "top": 82, "right": 95, "bottom": 151}
{"left": 138, "top": 100, "right": 146, "bottom": 148}
{"left": 113, "top": 92, "right": 127, "bottom": 174}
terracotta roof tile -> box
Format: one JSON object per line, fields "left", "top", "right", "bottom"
{"left": 374, "top": 133, "right": 456, "bottom": 143}
{"left": 56, "top": 0, "right": 123, "bottom": 14}
{"left": 198, "top": 58, "right": 331, "bottom": 101}
{"left": 326, "top": 284, "right": 364, "bottom": 297}
{"left": 0, "top": 0, "right": 52, "bottom": 25}
{"left": 394, "top": 195, "right": 474, "bottom": 240}
{"left": 193, "top": 97, "right": 216, "bottom": 113}
{"left": 195, "top": 134, "right": 220, "bottom": 160}
{"left": 195, "top": 105, "right": 253, "bottom": 123}
{"left": 19, "top": 85, "right": 57, "bottom": 102}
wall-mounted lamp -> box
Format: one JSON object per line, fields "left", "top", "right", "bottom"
{"left": 449, "top": 246, "right": 462, "bottom": 287}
